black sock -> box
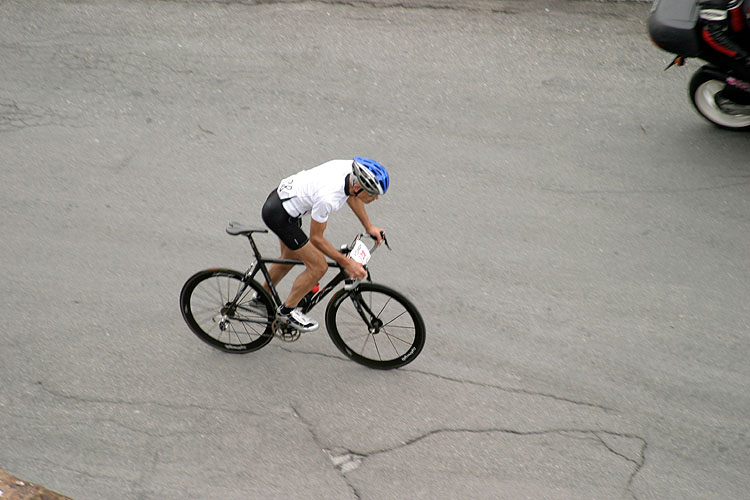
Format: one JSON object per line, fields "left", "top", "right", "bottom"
{"left": 279, "top": 304, "right": 294, "bottom": 315}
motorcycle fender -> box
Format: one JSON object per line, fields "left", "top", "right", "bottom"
{"left": 648, "top": 0, "right": 701, "bottom": 57}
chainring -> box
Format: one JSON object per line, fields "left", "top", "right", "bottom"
{"left": 272, "top": 318, "right": 301, "bottom": 342}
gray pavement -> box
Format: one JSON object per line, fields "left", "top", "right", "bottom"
{"left": 2, "top": 1, "right": 749, "bottom": 499}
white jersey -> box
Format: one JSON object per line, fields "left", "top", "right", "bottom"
{"left": 277, "top": 160, "right": 352, "bottom": 223}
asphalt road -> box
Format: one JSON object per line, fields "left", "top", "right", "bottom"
{"left": 2, "top": 1, "right": 749, "bottom": 499}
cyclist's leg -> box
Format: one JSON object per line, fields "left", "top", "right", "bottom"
{"left": 264, "top": 239, "right": 295, "bottom": 292}
{"left": 284, "top": 241, "right": 326, "bottom": 307}
{"left": 261, "top": 189, "right": 308, "bottom": 291}
{"left": 275, "top": 242, "right": 326, "bottom": 332}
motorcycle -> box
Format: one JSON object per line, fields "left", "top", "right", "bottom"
{"left": 648, "top": 0, "right": 750, "bottom": 130}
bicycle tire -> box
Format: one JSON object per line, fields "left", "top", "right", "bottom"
{"left": 180, "top": 268, "right": 274, "bottom": 353}
{"left": 325, "top": 282, "right": 425, "bottom": 369}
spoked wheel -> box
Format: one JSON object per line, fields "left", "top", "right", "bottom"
{"left": 689, "top": 67, "right": 750, "bottom": 131}
{"left": 325, "top": 283, "right": 425, "bottom": 369}
{"left": 180, "top": 269, "right": 274, "bottom": 353}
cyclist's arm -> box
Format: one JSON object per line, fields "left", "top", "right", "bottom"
{"left": 309, "top": 219, "right": 366, "bottom": 279}
{"left": 346, "top": 196, "right": 384, "bottom": 244}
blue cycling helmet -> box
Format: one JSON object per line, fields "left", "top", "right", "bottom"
{"left": 352, "top": 156, "right": 389, "bottom": 195}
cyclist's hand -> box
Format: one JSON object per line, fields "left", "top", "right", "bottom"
{"left": 367, "top": 225, "right": 385, "bottom": 246}
{"left": 343, "top": 259, "right": 367, "bottom": 280}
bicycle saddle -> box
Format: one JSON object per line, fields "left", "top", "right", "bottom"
{"left": 226, "top": 222, "right": 268, "bottom": 236}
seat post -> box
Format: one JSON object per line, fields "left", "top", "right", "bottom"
{"left": 246, "top": 233, "right": 263, "bottom": 260}
{"left": 244, "top": 233, "right": 283, "bottom": 306}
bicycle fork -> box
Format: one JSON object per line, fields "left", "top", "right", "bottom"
{"left": 348, "top": 290, "right": 383, "bottom": 334}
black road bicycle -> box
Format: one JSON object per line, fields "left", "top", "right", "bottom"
{"left": 179, "top": 222, "right": 425, "bottom": 369}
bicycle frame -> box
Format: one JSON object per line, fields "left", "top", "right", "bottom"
{"left": 229, "top": 228, "right": 378, "bottom": 315}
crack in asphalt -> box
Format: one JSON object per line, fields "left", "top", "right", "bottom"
{"left": 592, "top": 430, "right": 647, "bottom": 493}
{"left": 354, "top": 427, "right": 647, "bottom": 500}
{"left": 408, "top": 366, "right": 615, "bottom": 413}
{"left": 292, "top": 406, "right": 363, "bottom": 500}
{"left": 31, "top": 361, "right": 634, "bottom": 498}
{"left": 31, "top": 367, "right": 641, "bottom": 498}
{"left": 18, "top": 382, "right": 269, "bottom": 496}
{"left": 0, "top": 97, "right": 87, "bottom": 132}
{"left": 293, "top": 404, "right": 647, "bottom": 500}
{"left": 33, "top": 381, "right": 263, "bottom": 419}
{"left": 282, "top": 353, "right": 642, "bottom": 500}
{"left": 276, "top": 344, "right": 614, "bottom": 413}
{"left": 0, "top": 98, "right": 62, "bottom": 132}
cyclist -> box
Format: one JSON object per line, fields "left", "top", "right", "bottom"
{"left": 261, "top": 157, "right": 389, "bottom": 332}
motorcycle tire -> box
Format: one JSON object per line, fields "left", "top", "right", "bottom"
{"left": 689, "top": 66, "right": 750, "bottom": 131}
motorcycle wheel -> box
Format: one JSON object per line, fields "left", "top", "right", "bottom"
{"left": 689, "top": 67, "right": 750, "bottom": 131}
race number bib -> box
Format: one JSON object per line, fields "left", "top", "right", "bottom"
{"left": 348, "top": 239, "right": 371, "bottom": 265}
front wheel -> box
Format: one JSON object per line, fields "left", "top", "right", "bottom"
{"left": 689, "top": 67, "right": 750, "bottom": 130}
{"left": 325, "top": 283, "right": 425, "bottom": 369}
{"left": 180, "top": 269, "right": 275, "bottom": 353}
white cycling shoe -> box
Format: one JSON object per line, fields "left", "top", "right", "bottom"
{"left": 276, "top": 307, "right": 319, "bottom": 332}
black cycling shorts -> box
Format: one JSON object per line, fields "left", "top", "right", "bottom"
{"left": 261, "top": 189, "right": 309, "bottom": 251}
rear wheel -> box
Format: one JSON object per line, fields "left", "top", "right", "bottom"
{"left": 325, "top": 283, "right": 425, "bottom": 369}
{"left": 180, "top": 269, "right": 274, "bottom": 353}
{"left": 689, "top": 67, "right": 750, "bottom": 130}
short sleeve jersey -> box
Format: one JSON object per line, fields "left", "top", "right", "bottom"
{"left": 277, "top": 160, "right": 352, "bottom": 223}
